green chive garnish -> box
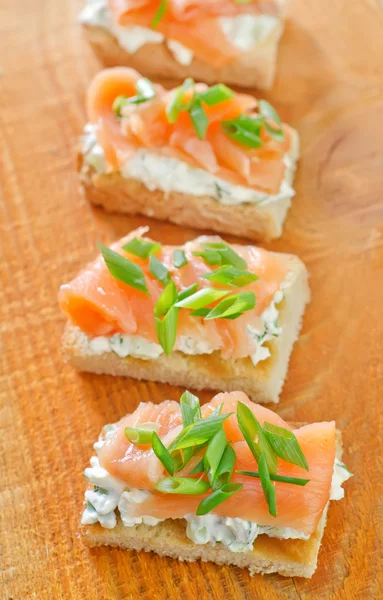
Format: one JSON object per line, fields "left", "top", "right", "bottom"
{"left": 197, "top": 84, "right": 234, "bottom": 106}
{"left": 237, "top": 402, "right": 278, "bottom": 474}
{"left": 212, "top": 444, "right": 236, "bottom": 490}
{"left": 258, "top": 100, "right": 284, "bottom": 141}
{"left": 196, "top": 483, "right": 243, "bottom": 516}
{"left": 152, "top": 0, "right": 167, "bottom": 29}
{"left": 177, "top": 283, "right": 199, "bottom": 302}
{"left": 166, "top": 78, "right": 194, "bottom": 124}
{"left": 222, "top": 115, "right": 263, "bottom": 148}
{"left": 173, "top": 249, "right": 188, "bottom": 269}
{"left": 236, "top": 471, "right": 310, "bottom": 486}
{"left": 201, "top": 265, "right": 259, "bottom": 288}
{"left": 155, "top": 477, "right": 210, "bottom": 495}
{"left": 152, "top": 432, "right": 175, "bottom": 476}
{"left": 122, "top": 237, "right": 160, "bottom": 259}
{"left": 263, "top": 422, "right": 309, "bottom": 471}
{"left": 112, "top": 78, "right": 156, "bottom": 116}
{"left": 180, "top": 391, "right": 201, "bottom": 427}
{"left": 189, "top": 457, "right": 205, "bottom": 475}
{"left": 189, "top": 97, "right": 209, "bottom": 140}
{"left": 197, "top": 242, "right": 248, "bottom": 270}
{"left": 149, "top": 254, "right": 170, "bottom": 285}
{"left": 192, "top": 249, "right": 222, "bottom": 265}
{"left": 169, "top": 412, "right": 232, "bottom": 451}
{"left": 154, "top": 280, "right": 178, "bottom": 318}
{"left": 99, "top": 243, "right": 149, "bottom": 295}
{"left": 175, "top": 287, "right": 229, "bottom": 310}
{"left": 125, "top": 422, "right": 160, "bottom": 444}
{"left": 204, "top": 291, "right": 256, "bottom": 320}
{"left": 155, "top": 305, "right": 178, "bottom": 355}
{"left": 203, "top": 428, "right": 227, "bottom": 485}
{"left": 258, "top": 452, "right": 277, "bottom": 517}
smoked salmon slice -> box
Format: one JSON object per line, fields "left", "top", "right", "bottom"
{"left": 95, "top": 391, "right": 338, "bottom": 536}
{"left": 86, "top": 67, "right": 293, "bottom": 194}
{"left": 109, "top": 0, "right": 282, "bottom": 67}
{"left": 59, "top": 228, "right": 290, "bottom": 360}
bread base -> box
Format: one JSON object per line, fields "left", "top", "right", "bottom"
{"left": 80, "top": 435, "right": 342, "bottom": 578}
{"left": 82, "top": 22, "right": 284, "bottom": 90}
{"left": 62, "top": 254, "right": 310, "bottom": 404}
{"left": 79, "top": 155, "right": 294, "bottom": 242}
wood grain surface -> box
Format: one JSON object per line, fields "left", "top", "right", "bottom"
{"left": 1, "top": 1, "right": 383, "bottom": 598}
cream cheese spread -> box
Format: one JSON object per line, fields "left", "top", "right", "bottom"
{"left": 82, "top": 449, "right": 351, "bottom": 550}
{"left": 81, "top": 123, "right": 299, "bottom": 208}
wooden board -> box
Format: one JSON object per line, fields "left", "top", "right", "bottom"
{"left": 1, "top": 1, "right": 382, "bottom": 598}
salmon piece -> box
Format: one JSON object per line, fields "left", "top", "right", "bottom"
{"left": 86, "top": 67, "right": 291, "bottom": 193}
{"left": 59, "top": 229, "right": 290, "bottom": 358}
{"left": 108, "top": 1, "right": 281, "bottom": 67}
{"left": 97, "top": 391, "right": 336, "bottom": 535}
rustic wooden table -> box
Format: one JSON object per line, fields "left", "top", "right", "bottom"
{"left": 1, "top": 1, "right": 382, "bottom": 598}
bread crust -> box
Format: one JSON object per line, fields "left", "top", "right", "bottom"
{"left": 79, "top": 154, "right": 295, "bottom": 242}
{"left": 62, "top": 254, "right": 310, "bottom": 404}
{"left": 79, "top": 433, "right": 342, "bottom": 578}
{"left": 82, "top": 22, "right": 284, "bottom": 90}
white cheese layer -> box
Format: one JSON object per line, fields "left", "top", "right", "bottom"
{"left": 82, "top": 436, "right": 351, "bottom": 552}
{"left": 82, "top": 123, "right": 299, "bottom": 208}
{"left": 79, "top": 0, "right": 282, "bottom": 65}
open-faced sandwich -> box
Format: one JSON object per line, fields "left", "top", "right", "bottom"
{"left": 79, "top": 68, "right": 299, "bottom": 241}
{"left": 59, "top": 228, "right": 309, "bottom": 403}
{"left": 80, "top": 390, "right": 352, "bottom": 578}
{"left": 79, "top": 1, "right": 287, "bottom": 89}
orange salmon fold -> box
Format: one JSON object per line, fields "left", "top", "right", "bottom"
{"left": 97, "top": 392, "right": 337, "bottom": 536}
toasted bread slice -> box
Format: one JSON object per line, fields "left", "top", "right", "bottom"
{"left": 80, "top": 431, "right": 342, "bottom": 578}
{"left": 81, "top": 17, "right": 284, "bottom": 90}
{"left": 62, "top": 253, "right": 309, "bottom": 404}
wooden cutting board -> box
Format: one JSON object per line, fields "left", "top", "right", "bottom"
{"left": 1, "top": 1, "right": 382, "bottom": 598}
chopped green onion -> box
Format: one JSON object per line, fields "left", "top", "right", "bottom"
{"left": 258, "top": 452, "right": 277, "bottom": 517}
{"left": 190, "top": 308, "right": 210, "bottom": 317}
{"left": 169, "top": 412, "right": 232, "bottom": 451}
{"left": 258, "top": 99, "right": 282, "bottom": 126}
{"left": 212, "top": 444, "right": 236, "bottom": 490}
{"left": 113, "top": 78, "right": 156, "bottom": 116}
{"left": 175, "top": 287, "right": 229, "bottom": 310}
{"left": 222, "top": 115, "right": 263, "bottom": 148}
{"left": 152, "top": 432, "right": 175, "bottom": 475}
{"left": 155, "top": 305, "right": 178, "bottom": 355}
{"left": 173, "top": 249, "right": 188, "bottom": 269}
{"left": 87, "top": 501, "right": 96, "bottom": 511}
{"left": 203, "top": 428, "right": 227, "bottom": 485}
{"left": 166, "top": 78, "right": 194, "bottom": 124}
{"left": 263, "top": 422, "right": 309, "bottom": 471}
{"left": 196, "top": 483, "right": 243, "bottom": 516}
{"left": 180, "top": 391, "right": 201, "bottom": 427}
{"left": 122, "top": 237, "right": 160, "bottom": 259}
{"left": 177, "top": 283, "right": 199, "bottom": 302}
{"left": 237, "top": 402, "right": 278, "bottom": 474}
{"left": 189, "top": 97, "right": 209, "bottom": 140}
{"left": 236, "top": 471, "right": 310, "bottom": 486}
{"left": 201, "top": 265, "right": 259, "bottom": 288}
{"left": 192, "top": 250, "right": 222, "bottom": 265}
{"left": 98, "top": 243, "right": 148, "bottom": 295}
{"left": 154, "top": 280, "right": 178, "bottom": 318}
{"left": 198, "top": 84, "right": 234, "bottom": 106}
{"left": 125, "top": 422, "right": 160, "bottom": 444}
{"left": 190, "top": 457, "right": 205, "bottom": 475}
{"left": 149, "top": 254, "right": 170, "bottom": 285}
{"left": 155, "top": 477, "right": 210, "bottom": 495}
{"left": 200, "top": 242, "right": 248, "bottom": 270}
{"left": 204, "top": 291, "right": 256, "bottom": 320}
{"left": 152, "top": 0, "right": 167, "bottom": 29}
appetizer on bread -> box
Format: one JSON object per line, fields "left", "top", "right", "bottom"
{"left": 59, "top": 228, "right": 309, "bottom": 403}
{"left": 80, "top": 391, "right": 352, "bottom": 578}
{"left": 79, "top": 0, "right": 287, "bottom": 89}
{"left": 79, "top": 68, "right": 299, "bottom": 241}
